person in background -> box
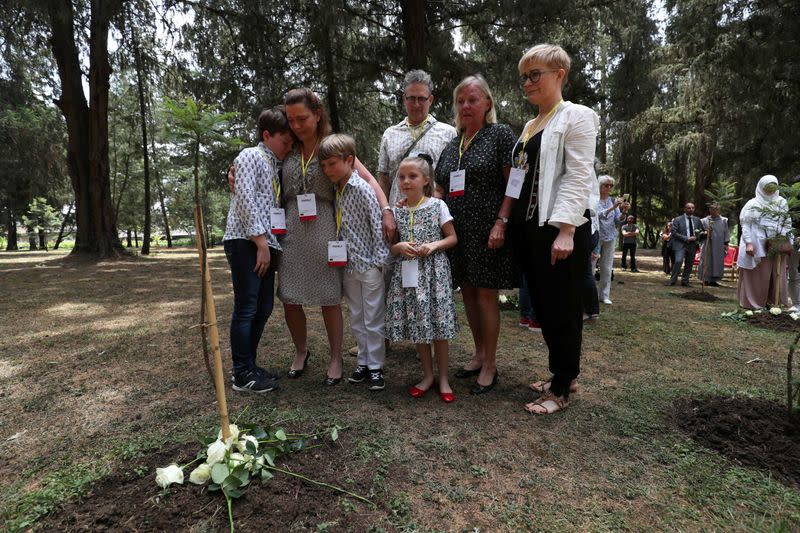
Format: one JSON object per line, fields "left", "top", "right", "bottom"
{"left": 620, "top": 215, "right": 640, "bottom": 272}
{"left": 660, "top": 221, "right": 674, "bottom": 275}
{"left": 698, "top": 203, "right": 730, "bottom": 286}
{"left": 518, "top": 275, "right": 541, "bottom": 332}
{"left": 596, "top": 175, "right": 627, "bottom": 304}
{"left": 668, "top": 202, "right": 704, "bottom": 287}
{"left": 737, "top": 175, "right": 792, "bottom": 309}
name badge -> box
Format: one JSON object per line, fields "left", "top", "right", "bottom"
{"left": 270, "top": 207, "right": 287, "bottom": 234}
{"left": 505, "top": 167, "right": 525, "bottom": 199}
{"left": 401, "top": 259, "right": 419, "bottom": 288}
{"left": 449, "top": 170, "right": 465, "bottom": 197}
{"left": 297, "top": 193, "right": 317, "bottom": 221}
{"left": 327, "top": 240, "right": 347, "bottom": 267}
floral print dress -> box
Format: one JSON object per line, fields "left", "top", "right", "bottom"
{"left": 385, "top": 199, "right": 458, "bottom": 343}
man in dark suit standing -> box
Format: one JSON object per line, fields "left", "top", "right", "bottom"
{"left": 667, "top": 202, "right": 705, "bottom": 286}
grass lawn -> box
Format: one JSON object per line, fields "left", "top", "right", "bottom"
{"left": 0, "top": 247, "right": 798, "bottom": 532}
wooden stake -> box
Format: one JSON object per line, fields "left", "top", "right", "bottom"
{"left": 194, "top": 204, "right": 231, "bottom": 440}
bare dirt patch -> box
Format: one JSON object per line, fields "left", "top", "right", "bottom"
{"left": 670, "top": 396, "right": 800, "bottom": 488}
{"left": 38, "top": 434, "right": 383, "bottom": 532}
{"left": 679, "top": 290, "right": 720, "bottom": 302}
{"left": 747, "top": 313, "right": 800, "bottom": 332}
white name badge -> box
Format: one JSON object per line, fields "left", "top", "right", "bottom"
{"left": 505, "top": 167, "right": 525, "bottom": 199}
{"left": 297, "top": 193, "right": 317, "bottom": 221}
{"left": 449, "top": 170, "right": 465, "bottom": 197}
{"left": 270, "top": 207, "right": 287, "bottom": 234}
{"left": 401, "top": 259, "right": 419, "bottom": 288}
{"left": 327, "top": 240, "right": 347, "bottom": 267}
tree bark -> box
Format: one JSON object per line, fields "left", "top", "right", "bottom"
{"left": 4, "top": 204, "right": 18, "bottom": 251}
{"left": 321, "top": 19, "right": 340, "bottom": 132}
{"left": 47, "top": 0, "right": 124, "bottom": 258}
{"left": 400, "top": 0, "right": 427, "bottom": 70}
{"left": 133, "top": 30, "right": 151, "bottom": 255}
{"left": 54, "top": 202, "right": 74, "bottom": 249}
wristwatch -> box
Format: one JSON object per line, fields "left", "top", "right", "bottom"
{"left": 382, "top": 205, "right": 392, "bottom": 212}
{"left": 496, "top": 216, "right": 508, "bottom": 224}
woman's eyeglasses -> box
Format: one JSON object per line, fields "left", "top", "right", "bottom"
{"left": 519, "top": 69, "right": 559, "bottom": 86}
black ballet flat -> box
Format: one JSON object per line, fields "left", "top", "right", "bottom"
{"left": 470, "top": 372, "right": 498, "bottom": 395}
{"left": 455, "top": 366, "right": 482, "bottom": 379}
{"left": 287, "top": 351, "right": 311, "bottom": 379}
{"left": 323, "top": 375, "right": 342, "bottom": 386}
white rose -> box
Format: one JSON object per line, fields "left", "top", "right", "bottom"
{"left": 155, "top": 464, "right": 184, "bottom": 488}
{"left": 207, "top": 439, "right": 228, "bottom": 464}
{"left": 499, "top": 295, "right": 508, "bottom": 304}
{"left": 217, "top": 424, "right": 240, "bottom": 446}
{"left": 236, "top": 434, "right": 259, "bottom": 453}
{"left": 790, "top": 312, "right": 800, "bottom": 321}
{"left": 744, "top": 310, "right": 754, "bottom": 317}
{"left": 770, "top": 307, "right": 782, "bottom": 316}
{"left": 188, "top": 463, "right": 212, "bottom": 485}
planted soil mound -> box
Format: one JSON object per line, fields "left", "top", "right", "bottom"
{"left": 39, "top": 437, "right": 381, "bottom": 532}
{"left": 670, "top": 396, "right": 800, "bottom": 487}
{"left": 679, "top": 290, "right": 719, "bottom": 302}
{"left": 747, "top": 312, "right": 800, "bottom": 332}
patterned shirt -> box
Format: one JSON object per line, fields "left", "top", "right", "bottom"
{"left": 597, "top": 196, "right": 624, "bottom": 243}
{"left": 378, "top": 115, "right": 457, "bottom": 205}
{"left": 223, "top": 143, "right": 282, "bottom": 250}
{"left": 336, "top": 171, "right": 389, "bottom": 273}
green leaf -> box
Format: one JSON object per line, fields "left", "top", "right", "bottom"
{"left": 231, "top": 464, "right": 249, "bottom": 484}
{"left": 208, "top": 483, "right": 220, "bottom": 492}
{"left": 251, "top": 427, "right": 268, "bottom": 440}
{"left": 222, "top": 474, "right": 242, "bottom": 492}
{"left": 331, "top": 427, "right": 339, "bottom": 441}
{"left": 263, "top": 449, "right": 276, "bottom": 467}
{"left": 211, "top": 463, "right": 229, "bottom": 484}
{"left": 224, "top": 487, "right": 244, "bottom": 499}
{"left": 275, "top": 429, "right": 287, "bottom": 441}
{"left": 260, "top": 469, "right": 274, "bottom": 483}
{"left": 245, "top": 440, "right": 257, "bottom": 455}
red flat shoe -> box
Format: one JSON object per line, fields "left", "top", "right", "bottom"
{"left": 409, "top": 385, "right": 429, "bottom": 398}
{"left": 439, "top": 391, "right": 455, "bottom": 403}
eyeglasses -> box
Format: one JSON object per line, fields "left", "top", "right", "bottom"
{"left": 519, "top": 69, "right": 559, "bottom": 86}
{"left": 404, "top": 95, "right": 431, "bottom": 104}
{"left": 601, "top": 183, "right": 613, "bottom": 188}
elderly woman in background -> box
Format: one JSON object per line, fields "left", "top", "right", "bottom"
{"left": 435, "top": 74, "right": 517, "bottom": 395}
{"left": 596, "top": 175, "right": 627, "bottom": 304}
{"left": 737, "top": 175, "right": 792, "bottom": 309}
{"left": 505, "top": 43, "right": 599, "bottom": 415}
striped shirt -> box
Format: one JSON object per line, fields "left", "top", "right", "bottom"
{"left": 336, "top": 171, "right": 389, "bottom": 273}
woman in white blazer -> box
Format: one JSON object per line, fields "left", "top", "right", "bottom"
{"left": 506, "top": 44, "right": 599, "bottom": 415}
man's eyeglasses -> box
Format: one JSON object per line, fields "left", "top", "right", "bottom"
{"left": 601, "top": 183, "right": 613, "bottom": 188}
{"left": 519, "top": 69, "right": 559, "bottom": 86}
{"left": 404, "top": 95, "right": 431, "bottom": 104}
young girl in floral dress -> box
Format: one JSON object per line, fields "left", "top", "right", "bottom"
{"left": 385, "top": 155, "right": 459, "bottom": 402}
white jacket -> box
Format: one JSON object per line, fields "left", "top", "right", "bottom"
{"left": 525, "top": 101, "right": 599, "bottom": 229}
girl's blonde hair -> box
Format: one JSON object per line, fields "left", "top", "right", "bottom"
{"left": 399, "top": 155, "right": 434, "bottom": 197}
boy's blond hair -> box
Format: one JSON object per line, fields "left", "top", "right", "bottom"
{"left": 319, "top": 133, "right": 356, "bottom": 162}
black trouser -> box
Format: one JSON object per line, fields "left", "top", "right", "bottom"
{"left": 510, "top": 214, "right": 591, "bottom": 399}
{"left": 584, "top": 231, "right": 600, "bottom": 315}
{"left": 621, "top": 242, "right": 637, "bottom": 270}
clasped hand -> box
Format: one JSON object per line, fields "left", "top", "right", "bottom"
{"left": 397, "top": 241, "right": 436, "bottom": 258}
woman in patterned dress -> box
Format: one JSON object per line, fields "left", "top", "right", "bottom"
{"left": 434, "top": 75, "right": 518, "bottom": 395}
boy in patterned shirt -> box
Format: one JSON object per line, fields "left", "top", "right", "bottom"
{"left": 319, "top": 134, "right": 390, "bottom": 390}
{"left": 223, "top": 107, "right": 293, "bottom": 394}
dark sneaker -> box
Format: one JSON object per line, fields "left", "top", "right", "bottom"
{"left": 255, "top": 366, "right": 281, "bottom": 381}
{"left": 233, "top": 369, "right": 278, "bottom": 393}
{"left": 368, "top": 369, "right": 385, "bottom": 391}
{"left": 349, "top": 365, "right": 369, "bottom": 384}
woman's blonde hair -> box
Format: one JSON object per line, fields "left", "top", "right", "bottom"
{"left": 452, "top": 74, "right": 497, "bottom": 131}
{"left": 518, "top": 44, "right": 571, "bottom": 87}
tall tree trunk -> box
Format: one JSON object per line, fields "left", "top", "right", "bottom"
{"left": 400, "top": 0, "right": 427, "bottom": 70}
{"left": 47, "top": 0, "right": 124, "bottom": 258}
{"left": 126, "top": 229, "right": 132, "bottom": 247}
{"left": 321, "top": 20, "right": 340, "bottom": 132}
{"left": 26, "top": 225, "right": 38, "bottom": 250}
{"left": 133, "top": 30, "right": 151, "bottom": 255}
{"left": 148, "top": 106, "right": 172, "bottom": 247}
{"left": 54, "top": 202, "right": 74, "bottom": 249}
{"left": 134, "top": 227, "right": 139, "bottom": 248}
{"left": 38, "top": 229, "right": 47, "bottom": 250}
{"left": 114, "top": 156, "right": 131, "bottom": 225}
{"left": 4, "top": 205, "right": 19, "bottom": 251}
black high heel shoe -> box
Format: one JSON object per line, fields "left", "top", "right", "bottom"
{"left": 287, "top": 351, "right": 311, "bottom": 379}
{"left": 470, "top": 371, "right": 498, "bottom": 395}
{"left": 455, "top": 366, "right": 482, "bottom": 379}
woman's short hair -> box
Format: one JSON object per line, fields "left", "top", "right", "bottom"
{"left": 518, "top": 44, "right": 571, "bottom": 86}
{"left": 598, "top": 175, "right": 615, "bottom": 187}
{"left": 403, "top": 69, "right": 433, "bottom": 95}
{"left": 452, "top": 74, "right": 497, "bottom": 131}
{"left": 284, "top": 88, "right": 332, "bottom": 138}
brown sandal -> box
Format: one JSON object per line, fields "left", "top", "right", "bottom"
{"left": 528, "top": 379, "right": 579, "bottom": 394}
{"left": 523, "top": 392, "right": 569, "bottom": 415}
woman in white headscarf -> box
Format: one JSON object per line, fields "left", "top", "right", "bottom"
{"left": 737, "top": 175, "right": 792, "bottom": 309}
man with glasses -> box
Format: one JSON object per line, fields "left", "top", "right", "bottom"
{"left": 378, "top": 70, "right": 457, "bottom": 205}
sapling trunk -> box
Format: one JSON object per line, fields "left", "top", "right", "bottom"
{"left": 773, "top": 253, "right": 782, "bottom": 308}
